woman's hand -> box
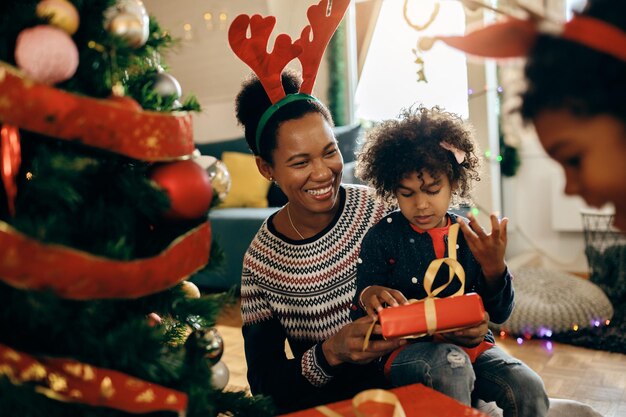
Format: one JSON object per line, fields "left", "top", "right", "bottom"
{"left": 457, "top": 213, "right": 508, "bottom": 289}
{"left": 322, "top": 316, "right": 407, "bottom": 366}
{"left": 439, "top": 312, "right": 490, "bottom": 347}
{"left": 360, "top": 285, "right": 409, "bottom": 320}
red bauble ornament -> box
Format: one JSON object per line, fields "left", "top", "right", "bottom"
{"left": 150, "top": 160, "right": 213, "bottom": 220}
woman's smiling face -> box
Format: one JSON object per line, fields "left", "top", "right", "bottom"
{"left": 262, "top": 112, "right": 343, "bottom": 215}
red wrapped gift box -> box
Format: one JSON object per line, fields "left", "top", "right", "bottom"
{"left": 279, "top": 383, "right": 489, "bottom": 417}
{"left": 379, "top": 293, "right": 485, "bottom": 339}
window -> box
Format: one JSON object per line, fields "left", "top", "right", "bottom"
{"left": 355, "top": 0, "right": 468, "bottom": 122}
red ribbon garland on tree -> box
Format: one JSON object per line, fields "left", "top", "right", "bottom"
{"left": 0, "top": 220, "right": 211, "bottom": 300}
{"left": 0, "top": 343, "right": 188, "bottom": 415}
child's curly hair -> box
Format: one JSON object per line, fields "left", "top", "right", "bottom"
{"left": 357, "top": 105, "right": 481, "bottom": 205}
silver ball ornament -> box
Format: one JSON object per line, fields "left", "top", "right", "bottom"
{"left": 195, "top": 156, "right": 231, "bottom": 203}
{"left": 197, "top": 327, "right": 224, "bottom": 365}
{"left": 153, "top": 72, "right": 182, "bottom": 99}
{"left": 211, "top": 361, "right": 230, "bottom": 390}
{"left": 108, "top": 12, "right": 147, "bottom": 48}
{"left": 104, "top": 0, "right": 149, "bottom": 48}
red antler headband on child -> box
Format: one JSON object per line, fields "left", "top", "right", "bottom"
{"left": 228, "top": 0, "right": 351, "bottom": 153}
{"left": 419, "top": 1, "right": 626, "bottom": 63}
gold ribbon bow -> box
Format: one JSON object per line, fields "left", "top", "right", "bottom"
{"left": 362, "top": 223, "right": 465, "bottom": 351}
{"left": 315, "top": 389, "right": 406, "bottom": 417}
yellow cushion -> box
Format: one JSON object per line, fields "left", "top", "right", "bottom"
{"left": 218, "top": 151, "right": 271, "bottom": 208}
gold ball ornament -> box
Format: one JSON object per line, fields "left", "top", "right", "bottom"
{"left": 418, "top": 36, "right": 435, "bottom": 52}
{"left": 36, "top": 0, "right": 80, "bottom": 35}
{"left": 195, "top": 156, "right": 231, "bottom": 203}
{"left": 180, "top": 280, "right": 201, "bottom": 299}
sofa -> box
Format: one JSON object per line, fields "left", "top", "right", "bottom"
{"left": 190, "top": 123, "right": 363, "bottom": 292}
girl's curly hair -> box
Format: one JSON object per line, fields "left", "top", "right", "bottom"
{"left": 356, "top": 105, "right": 481, "bottom": 205}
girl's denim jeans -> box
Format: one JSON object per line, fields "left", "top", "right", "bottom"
{"left": 389, "top": 342, "right": 549, "bottom": 417}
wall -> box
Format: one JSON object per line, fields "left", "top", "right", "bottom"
{"left": 146, "top": 0, "right": 330, "bottom": 143}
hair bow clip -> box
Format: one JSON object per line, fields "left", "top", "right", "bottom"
{"left": 440, "top": 141, "right": 466, "bottom": 164}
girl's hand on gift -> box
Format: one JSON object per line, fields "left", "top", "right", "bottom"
{"left": 457, "top": 212, "right": 508, "bottom": 288}
{"left": 440, "top": 312, "right": 490, "bottom": 347}
{"left": 322, "top": 316, "right": 407, "bottom": 366}
{"left": 360, "top": 285, "right": 409, "bottom": 320}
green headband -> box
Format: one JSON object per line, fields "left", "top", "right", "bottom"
{"left": 255, "top": 93, "right": 320, "bottom": 154}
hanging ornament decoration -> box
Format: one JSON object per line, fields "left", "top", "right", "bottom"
{"left": 1, "top": 125, "right": 21, "bottom": 217}
{"left": 195, "top": 155, "right": 231, "bottom": 203}
{"left": 146, "top": 312, "right": 162, "bottom": 327}
{"left": 402, "top": 0, "right": 440, "bottom": 83}
{"left": 104, "top": 0, "right": 150, "bottom": 48}
{"left": 14, "top": 25, "right": 79, "bottom": 85}
{"left": 36, "top": 0, "right": 80, "bottom": 35}
{"left": 180, "top": 280, "right": 201, "bottom": 299}
{"left": 151, "top": 71, "right": 183, "bottom": 100}
{"left": 193, "top": 327, "right": 224, "bottom": 364}
{"left": 186, "top": 327, "right": 224, "bottom": 366}
{"left": 150, "top": 160, "right": 213, "bottom": 220}
{"left": 211, "top": 361, "right": 230, "bottom": 390}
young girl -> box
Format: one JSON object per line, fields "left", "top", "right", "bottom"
{"left": 350, "top": 106, "right": 548, "bottom": 416}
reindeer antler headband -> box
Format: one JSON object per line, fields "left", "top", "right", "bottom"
{"left": 420, "top": 0, "right": 626, "bottom": 63}
{"left": 228, "top": 0, "right": 350, "bottom": 153}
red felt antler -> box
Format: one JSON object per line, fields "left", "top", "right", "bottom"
{"left": 431, "top": 17, "right": 537, "bottom": 59}
{"left": 228, "top": 14, "right": 303, "bottom": 104}
{"left": 429, "top": 10, "right": 626, "bottom": 63}
{"left": 296, "top": 0, "right": 351, "bottom": 94}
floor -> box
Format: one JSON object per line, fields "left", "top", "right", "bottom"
{"left": 215, "top": 301, "right": 626, "bottom": 417}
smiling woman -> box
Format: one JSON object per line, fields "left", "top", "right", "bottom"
{"left": 233, "top": 68, "right": 399, "bottom": 414}
{"left": 226, "top": 1, "right": 417, "bottom": 411}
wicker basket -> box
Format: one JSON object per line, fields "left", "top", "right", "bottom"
{"left": 581, "top": 208, "right": 626, "bottom": 275}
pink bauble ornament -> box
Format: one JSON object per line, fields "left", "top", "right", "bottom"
{"left": 14, "top": 25, "right": 78, "bottom": 85}
{"left": 147, "top": 312, "right": 162, "bottom": 327}
{"left": 36, "top": 0, "right": 80, "bottom": 35}
{"left": 150, "top": 160, "right": 213, "bottom": 220}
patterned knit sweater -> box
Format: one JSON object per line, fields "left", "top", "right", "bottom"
{"left": 240, "top": 185, "right": 389, "bottom": 413}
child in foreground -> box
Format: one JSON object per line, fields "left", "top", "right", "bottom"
{"left": 350, "top": 106, "right": 548, "bottom": 416}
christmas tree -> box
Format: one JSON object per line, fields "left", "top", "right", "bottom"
{"left": 0, "top": 0, "right": 272, "bottom": 416}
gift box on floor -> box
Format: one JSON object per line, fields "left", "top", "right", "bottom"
{"left": 379, "top": 293, "right": 485, "bottom": 339}
{"left": 279, "top": 383, "right": 489, "bottom": 417}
